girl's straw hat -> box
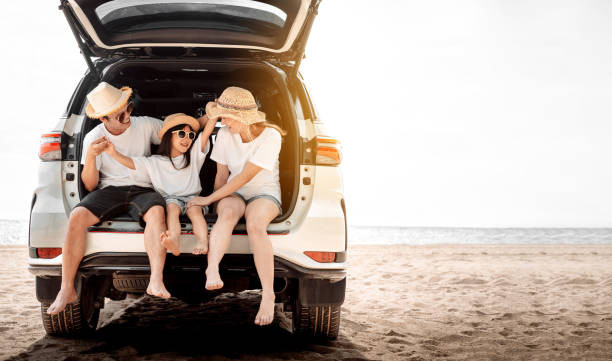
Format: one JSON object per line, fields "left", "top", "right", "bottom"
{"left": 158, "top": 113, "right": 201, "bottom": 139}
{"left": 206, "top": 87, "right": 266, "bottom": 125}
{"left": 85, "top": 82, "right": 132, "bottom": 119}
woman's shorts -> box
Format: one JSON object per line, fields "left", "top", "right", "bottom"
{"left": 232, "top": 192, "right": 283, "bottom": 215}
{"left": 76, "top": 185, "right": 166, "bottom": 226}
{"left": 165, "top": 195, "right": 208, "bottom": 215}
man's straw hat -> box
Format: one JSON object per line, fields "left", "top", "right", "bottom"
{"left": 206, "top": 87, "right": 266, "bottom": 125}
{"left": 85, "top": 82, "right": 132, "bottom": 119}
{"left": 158, "top": 113, "right": 201, "bottom": 140}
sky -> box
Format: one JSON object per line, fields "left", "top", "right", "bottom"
{"left": 1, "top": 0, "right": 612, "bottom": 227}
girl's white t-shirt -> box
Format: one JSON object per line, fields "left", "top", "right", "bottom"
{"left": 130, "top": 133, "right": 210, "bottom": 197}
{"left": 210, "top": 126, "right": 282, "bottom": 201}
{"left": 80, "top": 116, "right": 162, "bottom": 189}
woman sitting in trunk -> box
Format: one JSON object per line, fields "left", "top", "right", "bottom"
{"left": 105, "top": 113, "right": 216, "bottom": 256}
{"left": 187, "top": 86, "right": 284, "bottom": 326}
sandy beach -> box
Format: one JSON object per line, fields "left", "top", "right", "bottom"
{"left": 1, "top": 244, "right": 611, "bottom": 360}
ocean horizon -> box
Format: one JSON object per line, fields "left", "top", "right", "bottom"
{"left": 4, "top": 219, "right": 612, "bottom": 246}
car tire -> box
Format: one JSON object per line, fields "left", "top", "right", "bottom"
{"left": 292, "top": 302, "right": 341, "bottom": 339}
{"left": 40, "top": 279, "right": 100, "bottom": 336}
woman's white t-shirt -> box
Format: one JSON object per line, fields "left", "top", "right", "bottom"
{"left": 210, "top": 126, "right": 282, "bottom": 202}
{"left": 80, "top": 116, "right": 162, "bottom": 189}
{"left": 130, "top": 133, "right": 210, "bottom": 197}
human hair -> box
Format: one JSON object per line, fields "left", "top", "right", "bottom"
{"left": 157, "top": 123, "right": 194, "bottom": 169}
{"left": 246, "top": 121, "right": 286, "bottom": 141}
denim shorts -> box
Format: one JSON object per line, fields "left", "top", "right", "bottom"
{"left": 232, "top": 192, "right": 283, "bottom": 215}
{"left": 76, "top": 185, "right": 165, "bottom": 226}
{"left": 165, "top": 195, "right": 208, "bottom": 215}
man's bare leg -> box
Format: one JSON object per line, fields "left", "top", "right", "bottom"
{"left": 143, "top": 205, "right": 171, "bottom": 298}
{"left": 205, "top": 196, "right": 245, "bottom": 290}
{"left": 161, "top": 203, "right": 181, "bottom": 256}
{"left": 47, "top": 207, "right": 100, "bottom": 315}
{"left": 186, "top": 206, "right": 208, "bottom": 255}
{"left": 245, "top": 199, "right": 279, "bottom": 326}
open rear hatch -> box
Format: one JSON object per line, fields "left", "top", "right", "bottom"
{"left": 60, "top": 0, "right": 320, "bottom": 77}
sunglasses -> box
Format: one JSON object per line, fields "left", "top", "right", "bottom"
{"left": 103, "top": 102, "right": 133, "bottom": 124}
{"left": 172, "top": 130, "right": 196, "bottom": 140}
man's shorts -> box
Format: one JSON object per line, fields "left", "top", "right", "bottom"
{"left": 165, "top": 195, "right": 208, "bottom": 215}
{"left": 76, "top": 185, "right": 166, "bottom": 226}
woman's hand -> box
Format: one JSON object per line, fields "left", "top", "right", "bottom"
{"left": 187, "top": 196, "right": 212, "bottom": 209}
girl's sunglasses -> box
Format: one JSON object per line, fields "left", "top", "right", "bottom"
{"left": 103, "top": 102, "right": 133, "bottom": 124}
{"left": 172, "top": 130, "right": 196, "bottom": 140}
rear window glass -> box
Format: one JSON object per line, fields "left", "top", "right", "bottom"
{"left": 95, "top": 0, "right": 287, "bottom": 35}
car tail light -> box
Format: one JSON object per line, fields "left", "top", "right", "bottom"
{"left": 316, "top": 136, "right": 342, "bottom": 166}
{"left": 304, "top": 251, "right": 336, "bottom": 263}
{"left": 40, "top": 133, "right": 61, "bottom": 161}
{"left": 37, "top": 248, "right": 62, "bottom": 259}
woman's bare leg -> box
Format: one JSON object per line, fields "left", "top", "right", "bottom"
{"left": 186, "top": 206, "right": 208, "bottom": 255}
{"left": 244, "top": 198, "right": 280, "bottom": 326}
{"left": 161, "top": 203, "right": 182, "bottom": 256}
{"left": 205, "top": 196, "right": 245, "bottom": 290}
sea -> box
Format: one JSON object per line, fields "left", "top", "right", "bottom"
{"left": 3, "top": 219, "right": 612, "bottom": 246}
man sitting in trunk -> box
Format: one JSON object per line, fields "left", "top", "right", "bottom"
{"left": 47, "top": 82, "right": 170, "bottom": 315}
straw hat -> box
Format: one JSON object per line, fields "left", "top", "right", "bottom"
{"left": 158, "top": 113, "right": 201, "bottom": 139}
{"left": 85, "top": 82, "right": 133, "bottom": 119}
{"left": 206, "top": 87, "right": 266, "bottom": 125}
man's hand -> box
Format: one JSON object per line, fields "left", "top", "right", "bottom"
{"left": 187, "top": 196, "right": 212, "bottom": 209}
{"left": 103, "top": 141, "right": 116, "bottom": 156}
{"left": 87, "top": 136, "right": 109, "bottom": 159}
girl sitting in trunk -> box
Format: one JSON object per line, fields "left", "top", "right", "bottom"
{"left": 186, "top": 87, "right": 285, "bottom": 326}
{"left": 105, "top": 113, "right": 216, "bottom": 256}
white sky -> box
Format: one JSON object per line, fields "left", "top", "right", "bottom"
{"left": 1, "top": 0, "right": 612, "bottom": 227}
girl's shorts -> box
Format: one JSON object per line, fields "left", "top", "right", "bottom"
{"left": 165, "top": 195, "right": 208, "bottom": 215}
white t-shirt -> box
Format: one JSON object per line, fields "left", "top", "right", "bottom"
{"left": 80, "top": 116, "right": 162, "bottom": 189}
{"left": 210, "top": 126, "right": 282, "bottom": 201}
{"left": 131, "top": 133, "right": 211, "bottom": 197}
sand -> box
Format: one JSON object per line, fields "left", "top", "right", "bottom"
{"left": 1, "top": 244, "right": 611, "bottom": 360}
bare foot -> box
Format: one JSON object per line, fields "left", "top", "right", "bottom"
{"left": 191, "top": 240, "right": 208, "bottom": 255}
{"left": 146, "top": 279, "right": 171, "bottom": 299}
{"left": 254, "top": 291, "right": 276, "bottom": 326}
{"left": 205, "top": 268, "right": 224, "bottom": 290}
{"left": 46, "top": 287, "right": 78, "bottom": 315}
{"left": 160, "top": 230, "right": 180, "bottom": 256}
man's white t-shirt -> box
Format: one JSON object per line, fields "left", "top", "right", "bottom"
{"left": 210, "top": 126, "right": 282, "bottom": 202}
{"left": 130, "top": 133, "right": 210, "bottom": 197}
{"left": 80, "top": 116, "right": 162, "bottom": 189}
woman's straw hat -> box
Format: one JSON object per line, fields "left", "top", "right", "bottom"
{"left": 206, "top": 87, "right": 266, "bottom": 125}
{"left": 158, "top": 113, "right": 201, "bottom": 140}
{"left": 85, "top": 82, "right": 133, "bottom": 119}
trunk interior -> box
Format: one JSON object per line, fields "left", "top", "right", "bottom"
{"left": 77, "top": 59, "right": 299, "bottom": 226}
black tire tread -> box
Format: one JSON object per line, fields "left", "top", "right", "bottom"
{"left": 41, "top": 302, "right": 84, "bottom": 336}
{"left": 294, "top": 304, "right": 341, "bottom": 339}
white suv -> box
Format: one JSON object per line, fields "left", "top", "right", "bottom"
{"left": 29, "top": 0, "right": 346, "bottom": 339}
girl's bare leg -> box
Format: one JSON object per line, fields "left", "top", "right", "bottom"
{"left": 161, "top": 203, "right": 182, "bottom": 256}
{"left": 244, "top": 198, "right": 280, "bottom": 326}
{"left": 205, "top": 196, "right": 245, "bottom": 290}
{"left": 186, "top": 205, "right": 209, "bottom": 255}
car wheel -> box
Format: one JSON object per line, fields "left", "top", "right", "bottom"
{"left": 292, "top": 301, "right": 341, "bottom": 339}
{"left": 40, "top": 278, "right": 100, "bottom": 336}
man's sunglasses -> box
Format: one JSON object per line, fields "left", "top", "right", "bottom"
{"left": 172, "top": 130, "right": 196, "bottom": 140}
{"left": 102, "top": 102, "right": 133, "bottom": 124}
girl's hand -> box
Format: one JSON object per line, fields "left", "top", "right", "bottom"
{"left": 187, "top": 196, "right": 211, "bottom": 209}
{"left": 198, "top": 114, "right": 215, "bottom": 130}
